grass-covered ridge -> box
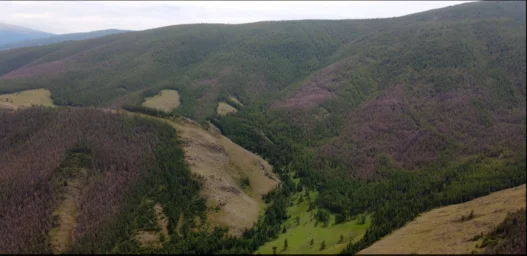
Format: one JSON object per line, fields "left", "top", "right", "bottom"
{"left": 358, "top": 184, "right": 526, "bottom": 254}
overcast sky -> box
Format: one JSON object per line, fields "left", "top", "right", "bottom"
{"left": 1, "top": 1, "right": 471, "bottom": 34}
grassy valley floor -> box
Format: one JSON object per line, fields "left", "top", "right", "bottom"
{"left": 255, "top": 190, "right": 371, "bottom": 254}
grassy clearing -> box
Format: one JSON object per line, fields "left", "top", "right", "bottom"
{"left": 0, "top": 89, "right": 54, "bottom": 110}
{"left": 217, "top": 102, "right": 237, "bottom": 116}
{"left": 255, "top": 189, "right": 371, "bottom": 254}
{"left": 228, "top": 96, "right": 243, "bottom": 106}
{"left": 359, "top": 184, "right": 527, "bottom": 254}
{"left": 141, "top": 89, "right": 180, "bottom": 112}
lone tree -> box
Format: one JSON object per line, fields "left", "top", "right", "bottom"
{"left": 282, "top": 225, "right": 287, "bottom": 233}
{"left": 339, "top": 234, "right": 344, "bottom": 243}
{"left": 320, "top": 240, "right": 326, "bottom": 251}
{"left": 272, "top": 246, "right": 277, "bottom": 255}
{"left": 296, "top": 216, "right": 301, "bottom": 226}
{"left": 284, "top": 239, "right": 288, "bottom": 250}
{"left": 310, "top": 238, "right": 314, "bottom": 246}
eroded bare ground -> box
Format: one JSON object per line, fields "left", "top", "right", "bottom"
{"left": 113, "top": 110, "right": 280, "bottom": 236}
{"left": 170, "top": 117, "right": 280, "bottom": 236}
{"left": 48, "top": 169, "right": 88, "bottom": 254}
{"left": 359, "top": 184, "right": 527, "bottom": 254}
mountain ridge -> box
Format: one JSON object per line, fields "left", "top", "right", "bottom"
{"left": 0, "top": 1, "right": 525, "bottom": 254}
{"left": 0, "top": 22, "right": 54, "bottom": 45}
{"left": 0, "top": 28, "right": 130, "bottom": 51}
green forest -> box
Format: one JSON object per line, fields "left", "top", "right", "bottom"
{"left": 0, "top": 1, "right": 525, "bottom": 254}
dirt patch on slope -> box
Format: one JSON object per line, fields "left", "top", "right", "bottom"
{"left": 154, "top": 203, "right": 169, "bottom": 240}
{"left": 134, "top": 203, "right": 170, "bottom": 248}
{"left": 170, "top": 117, "right": 279, "bottom": 236}
{"left": 358, "top": 184, "right": 526, "bottom": 254}
{"left": 48, "top": 168, "right": 88, "bottom": 254}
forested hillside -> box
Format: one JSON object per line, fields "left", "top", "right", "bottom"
{"left": 0, "top": 107, "right": 205, "bottom": 253}
{"left": 0, "top": 1, "right": 525, "bottom": 254}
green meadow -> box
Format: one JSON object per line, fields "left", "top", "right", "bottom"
{"left": 255, "top": 189, "right": 371, "bottom": 254}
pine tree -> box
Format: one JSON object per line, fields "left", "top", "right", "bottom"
{"left": 320, "top": 240, "right": 326, "bottom": 251}
{"left": 310, "top": 238, "right": 314, "bottom": 246}
{"left": 284, "top": 239, "right": 288, "bottom": 250}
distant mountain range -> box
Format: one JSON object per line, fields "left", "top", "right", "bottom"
{"left": 0, "top": 22, "right": 129, "bottom": 50}
{"left": 0, "top": 22, "right": 54, "bottom": 45}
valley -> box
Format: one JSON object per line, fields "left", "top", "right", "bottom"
{"left": 0, "top": 1, "right": 525, "bottom": 254}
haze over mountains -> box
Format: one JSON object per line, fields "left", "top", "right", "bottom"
{"left": 0, "top": 22, "right": 53, "bottom": 45}
{"left": 0, "top": 1, "right": 525, "bottom": 254}
{"left": 0, "top": 22, "right": 129, "bottom": 50}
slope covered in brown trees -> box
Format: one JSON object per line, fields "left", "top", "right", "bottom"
{"left": 0, "top": 107, "right": 212, "bottom": 253}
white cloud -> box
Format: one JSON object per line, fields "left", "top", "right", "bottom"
{"left": 0, "top": 1, "right": 471, "bottom": 34}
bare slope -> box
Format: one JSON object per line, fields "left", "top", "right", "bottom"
{"left": 169, "top": 117, "right": 279, "bottom": 236}
{"left": 358, "top": 184, "right": 526, "bottom": 254}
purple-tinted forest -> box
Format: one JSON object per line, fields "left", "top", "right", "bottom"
{"left": 0, "top": 107, "right": 164, "bottom": 253}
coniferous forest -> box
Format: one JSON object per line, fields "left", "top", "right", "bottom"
{"left": 0, "top": 1, "right": 525, "bottom": 254}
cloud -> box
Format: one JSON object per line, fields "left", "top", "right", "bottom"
{"left": 0, "top": 1, "right": 471, "bottom": 34}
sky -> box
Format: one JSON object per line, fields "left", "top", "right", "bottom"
{"left": 0, "top": 1, "right": 472, "bottom": 34}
